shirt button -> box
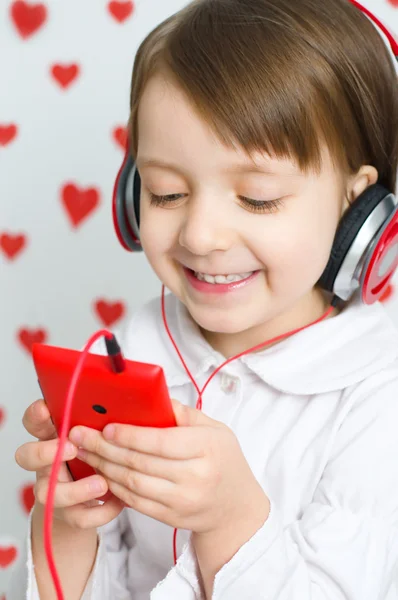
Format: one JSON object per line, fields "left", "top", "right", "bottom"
{"left": 220, "top": 373, "right": 239, "bottom": 394}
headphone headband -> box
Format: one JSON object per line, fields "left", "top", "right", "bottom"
{"left": 349, "top": 0, "right": 398, "bottom": 67}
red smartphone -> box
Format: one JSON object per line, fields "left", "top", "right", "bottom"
{"left": 32, "top": 343, "right": 176, "bottom": 496}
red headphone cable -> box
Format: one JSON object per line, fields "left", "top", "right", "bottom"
{"left": 160, "top": 286, "right": 339, "bottom": 564}
{"left": 43, "top": 329, "right": 123, "bottom": 600}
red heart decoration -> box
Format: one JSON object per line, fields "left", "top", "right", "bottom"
{"left": 50, "top": 63, "right": 80, "bottom": 89}
{"left": 0, "top": 546, "right": 18, "bottom": 569}
{"left": 113, "top": 126, "right": 128, "bottom": 151}
{"left": 10, "top": 1, "right": 47, "bottom": 39}
{"left": 0, "top": 407, "right": 5, "bottom": 428}
{"left": 0, "top": 124, "right": 18, "bottom": 147}
{"left": 17, "top": 328, "right": 48, "bottom": 354}
{"left": 108, "top": 1, "right": 134, "bottom": 23}
{"left": 388, "top": 0, "right": 398, "bottom": 6}
{"left": 20, "top": 484, "right": 35, "bottom": 515}
{"left": 0, "top": 232, "right": 27, "bottom": 260}
{"left": 94, "top": 299, "right": 126, "bottom": 327}
{"left": 61, "top": 183, "right": 100, "bottom": 228}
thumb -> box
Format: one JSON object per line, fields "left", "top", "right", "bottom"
{"left": 170, "top": 398, "right": 222, "bottom": 428}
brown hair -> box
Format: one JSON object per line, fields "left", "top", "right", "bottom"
{"left": 128, "top": 0, "right": 398, "bottom": 193}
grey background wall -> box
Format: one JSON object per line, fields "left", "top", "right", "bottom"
{"left": 1, "top": 0, "right": 396, "bottom": 595}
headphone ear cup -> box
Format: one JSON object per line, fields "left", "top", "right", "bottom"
{"left": 133, "top": 168, "right": 141, "bottom": 230}
{"left": 113, "top": 152, "right": 142, "bottom": 252}
{"left": 319, "top": 183, "right": 394, "bottom": 297}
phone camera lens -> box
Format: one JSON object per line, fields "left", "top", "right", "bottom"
{"left": 92, "top": 404, "right": 107, "bottom": 414}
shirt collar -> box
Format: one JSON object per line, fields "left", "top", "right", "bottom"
{"left": 240, "top": 296, "right": 398, "bottom": 394}
{"left": 127, "top": 293, "right": 398, "bottom": 395}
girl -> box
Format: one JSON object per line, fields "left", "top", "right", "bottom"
{"left": 10, "top": 0, "right": 398, "bottom": 598}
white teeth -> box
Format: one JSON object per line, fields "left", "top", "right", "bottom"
{"left": 215, "top": 275, "right": 228, "bottom": 283}
{"left": 194, "top": 271, "right": 254, "bottom": 284}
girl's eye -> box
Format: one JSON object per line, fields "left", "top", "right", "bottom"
{"left": 149, "top": 193, "right": 185, "bottom": 207}
{"left": 149, "top": 192, "right": 284, "bottom": 213}
{"left": 239, "top": 196, "right": 284, "bottom": 213}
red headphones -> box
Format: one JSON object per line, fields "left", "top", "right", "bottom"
{"left": 112, "top": 0, "right": 398, "bottom": 306}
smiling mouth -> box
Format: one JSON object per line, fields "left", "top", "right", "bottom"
{"left": 191, "top": 270, "right": 255, "bottom": 284}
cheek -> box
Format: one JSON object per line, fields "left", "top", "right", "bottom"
{"left": 139, "top": 205, "right": 175, "bottom": 261}
{"left": 255, "top": 209, "right": 337, "bottom": 284}
{"left": 278, "top": 229, "right": 333, "bottom": 267}
{"left": 139, "top": 209, "right": 183, "bottom": 292}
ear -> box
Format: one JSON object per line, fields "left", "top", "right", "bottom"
{"left": 347, "top": 165, "right": 379, "bottom": 203}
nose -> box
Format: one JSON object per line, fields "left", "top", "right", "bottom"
{"left": 178, "top": 195, "right": 234, "bottom": 256}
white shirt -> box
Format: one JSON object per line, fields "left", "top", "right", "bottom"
{"left": 8, "top": 292, "right": 398, "bottom": 599}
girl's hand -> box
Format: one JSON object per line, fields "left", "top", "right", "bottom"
{"left": 68, "top": 399, "right": 270, "bottom": 535}
{"left": 15, "top": 399, "right": 125, "bottom": 530}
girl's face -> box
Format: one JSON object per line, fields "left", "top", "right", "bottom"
{"left": 136, "top": 73, "right": 348, "bottom": 352}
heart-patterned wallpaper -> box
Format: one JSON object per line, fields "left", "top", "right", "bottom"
{"left": 1, "top": 0, "right": 397, "bottom": 596}
{"left": 0, "top": 0, "right": 187, "bottom": 594}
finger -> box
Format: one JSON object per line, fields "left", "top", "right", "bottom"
{"left": 35, "top": 474, "right": 108, "bottom": 508}
{"left": 37, "top": 460, "right": 74, "bottom": 484}
{"left": 64, "top": 495, "right": 125, "bottom": 530}
{"left": 15, "top": 438, "right": 78, "bottom": 471}
{"left": 22, "top": 400, "right": 57, "bottom": 440}
{"left": 76, "top": 449, "right": 176, "bottom": 502}
{"left": 70, "top": 423, "right": 205, "bottom": 460}
{"left": 107, "top": 479, "right": 170, "bottom": 524}
{"left": 106, "top": 424, "right": 207, "bottom": 459}
{"left": 76, "top": 442, "right": 185, "bottom": 483}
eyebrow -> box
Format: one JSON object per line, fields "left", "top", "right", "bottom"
{"left": 136, "top": 157, "right": 298, "bottom": 176}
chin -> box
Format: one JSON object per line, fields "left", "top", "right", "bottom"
{"left": 189, "top": 305, "right": 257, "bottom": 335}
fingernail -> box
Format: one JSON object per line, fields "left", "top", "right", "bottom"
{"left": 90, "top": 478, "right": 105, "bottom": 493}
{"left": 77, "top": 447, "right": 87, "bottom": 460}
{"left": 64, "top": 441, "right": 76, "bottom": 457}
{"left": 103, "top": 425, "right": 115, "bottom": 440}
{"left": 69, "top": 428, "right": 82, "bottom": 444}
